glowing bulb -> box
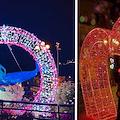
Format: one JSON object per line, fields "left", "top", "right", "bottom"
{"left": 110, "top": 64, "right": 114, "bottom": 69}
{"left": 118, "top": 68, "right": 120, "bottom": 73}
{"left": 35, "top": 45, "right": 40, "bottom": 50}
{"left": 110, "top": 58, "right": 114, "bottom": 63}
{"left": 46, "top": 44, "right": 50, "bottom": 49}
{"left": 112, "top": 38, "right": 116, "bottom": 43}
{"left": 41, "top": 41, "right": 45, "bottom": 46}
{"left": 116, "top": 41, "right": 119, "bottom": 45}
{"left": 103, "top": 40, "right": 107, "bottom": 44}
{"left": 91, "top": 19, "right": 96, "bottom": 26}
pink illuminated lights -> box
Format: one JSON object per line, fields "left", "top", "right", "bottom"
{"left": 0, "top": 25, "right": 58, "bottom": 112}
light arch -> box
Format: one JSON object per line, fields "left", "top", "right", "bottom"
{"left": 0, "top": 25, "right": 58, "bottom": 105}
{"left": 80, "top": 18, "right": 120, "bottom": 119}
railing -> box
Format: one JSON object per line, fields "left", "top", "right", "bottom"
{"left": 0, "top": 100, "right": 74, "bottom": 120}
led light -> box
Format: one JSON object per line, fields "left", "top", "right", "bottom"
{"left": 91, "top": 19, "right": 96, "bottom": 26}
{"left": 45, "top": 44, "right": 50, "bottom": 49}
{"left": 110, "top": 64, "right": 114, "bottom": 69}
{"left": 35, "top": 45, "right": 40, "bottom": 50}
{"left": 41, "top": 41, "right": 45, "bottom": 46}
{"left": 80, "top": 16, "right": 85, "bottom": 23}
{"left": 118, "top": 68, "right": 120, "bottom": 73}
{"left": 110, "top": 58, "right": 114, "bottom": 63}
{"left": 112, "top": 38, "right": 116, "bottom": 43}
{"left": 116, "top": 41, "right": 119, "bottom": 45}
{"left": 103, "top": 39, "right": 107, "bottom": 44}
{"left": 80, "top": 18, "right": 120, "bottom": 119}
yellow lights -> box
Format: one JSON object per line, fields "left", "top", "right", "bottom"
{"left": 112, "top": 38, "right": 119, "bottom": 45}
{"left": 40, "top": 41, "right": 50, "bottom": 50}
{"left": 112, "top": 38, "right": 116, "bottom": 43}
{"left": 41, "top": 41, "right": 45, "bottom": 46}
{"left": 45, "top": 44, "right": 50, "bottom": 49}
{"left": 103, "top": 39, "right": 108, "bottom": 44}
{"left": 35, "top": 43, "right": 50, "bottom": 50}
{"left": 35, "top": 45, "right": 40, "bottom": 50}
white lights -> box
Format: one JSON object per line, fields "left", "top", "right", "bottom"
{"left": 103, "top": 39, "right": 107, "bottom": 44}
{"left": 110, "top": 57, "right": 114, "bottom": 69}
{"left": 112, "top": 38, "right": 119, "bottom": 45}
{"left": 35, "top": 45, "right": 40, "bottom": 50}
{"left": 0, "top": 25, "right": 58, "bottom": 114}
{"left": 41, "top": 41, "right": 50, "bottom": 50}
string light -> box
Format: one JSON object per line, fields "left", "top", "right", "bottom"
{"left": 110, "top": 64, "right": 114, "bottom": 69}
{"left": 79, "top": 17, "right": 120, "bottom": 119}
{"left": 0, "top": 25, "right": 58, "bottom": 114}
{"left": 45, "top": 44, "right": 50, "bottom": 49}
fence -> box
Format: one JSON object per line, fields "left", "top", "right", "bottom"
{"left": 0, "top": 100, "right": 74, "bottom": 120}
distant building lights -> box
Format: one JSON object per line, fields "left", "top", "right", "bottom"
{"left": 118, "top": 68, "right": 120, "bottom": 73}
{"left": 80, "top": 16, "right": 85, "bottom": 23}
{"left": 84, "top": 16, "right": 88, "bottom": 22}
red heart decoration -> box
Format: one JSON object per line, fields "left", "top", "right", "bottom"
{"left": 79, "top": 18, "right": 120, "bottom": 119}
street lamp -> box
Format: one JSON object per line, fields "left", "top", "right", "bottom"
{"left": 56, "top": 42, "right": 60, "bottom": 76}
{"left": 41, "top": 41, "right": 45, "bottom": 46}
{"left": 45, "top": 44, "right": 50, "bottom": 49}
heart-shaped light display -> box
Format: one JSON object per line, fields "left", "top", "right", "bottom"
{"left": 79, "top": 18, "right": 120, "bottom": 119}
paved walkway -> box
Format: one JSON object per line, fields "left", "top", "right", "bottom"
{"left": 78, "top": 85, "right": 118, "bottom": 120}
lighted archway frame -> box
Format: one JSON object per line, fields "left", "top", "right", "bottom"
{"left": 0, "top": 25, "right": 58, "bottom": 105}
{"left": 79, "top": 18, "right": 120, "bottom": 120}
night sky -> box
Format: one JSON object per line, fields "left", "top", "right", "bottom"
{"left": 0, "top": 1, "right": 75, "bottom": 78}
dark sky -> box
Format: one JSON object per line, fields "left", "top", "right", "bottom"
{"left": 0, "top": 0, "right": 75, "bottom": 78}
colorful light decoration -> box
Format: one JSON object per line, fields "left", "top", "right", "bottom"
{"left": 79, "top": 18, "right": 120, "bottom": 119}
{"left": 0, "top": 25, "right": 58, "bottom": 113}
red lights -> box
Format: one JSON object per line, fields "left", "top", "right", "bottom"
{"left": 118, "top": 68, "right": 120, "bottom": 73}
{"left": 79, "top": 18, "right": 120, "bottom": 119}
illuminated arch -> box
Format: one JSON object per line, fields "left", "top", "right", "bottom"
{"left": 0, "top": 25, "right": 58, "bottom": 105}
{"left": 80, "top": 18, "right": 120, "bottom": 119}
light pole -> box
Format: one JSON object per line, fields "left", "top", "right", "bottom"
{"left": 56, "top": 42, "right": 60, "bottom": 76}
